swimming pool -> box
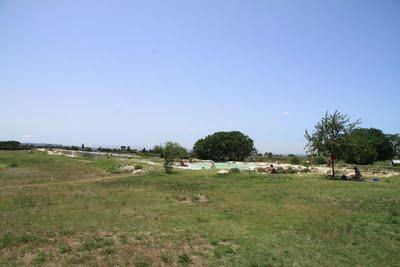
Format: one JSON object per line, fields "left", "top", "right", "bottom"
{"left": 186, "top": 161, "right": 262, "bottom": 170}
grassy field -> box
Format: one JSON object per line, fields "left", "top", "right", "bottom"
{"left": 0, "top": 151, "right": 399, "bottom": 266}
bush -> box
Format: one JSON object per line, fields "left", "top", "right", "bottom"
{"left": 178, "top": 254, "right": 192, "bottom": 265}
{"left": 33, "top": 251, "right": 47, "bottom": 264}
{"left": 290, "top": 157, "right": 300, "bottom": 165}
{"left": 311, "top": 154, "right": 327, "bottom": 165}
{"left": 134, "top": 164, "right": 143, "bottom": 170}
{"left": 164, "top": 160, "right": 173, "bottom": 174}
{"left": 229, "top": 168, "right": 240, "bottom": 174}
{"left": 8, "top": 162, "right": 18, "bottom": 168}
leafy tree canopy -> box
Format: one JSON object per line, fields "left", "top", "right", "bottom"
{"left": 305, "top": 111, "right": 360, "bottom": 160}
{"left": 193, "top": 131, "right": 255, "bottom": 161}
{"left": 343, "top": 128, "right": 394, "bottom": 164}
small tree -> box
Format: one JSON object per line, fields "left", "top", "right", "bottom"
{"left": 305, "top": 111, "right": 360, "bottom": 177}
{"left": 163, "top": 142, "right": 188, "bottom": 174}
{"left": 290, "top": 156, "right": 300, "bottom": 165}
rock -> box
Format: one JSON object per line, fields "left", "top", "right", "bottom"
{"left": 119, "top": 165, "right": 136, "bottom": 172}
{"left": 198, "top": 194, "right": 208, "bottom": 203}
{"left": 217, "top": 170, "right": 229, "bottom": 175}
{"left": 276, "top": 167, "right": 285, "bottom": 174}
{"left": 132, "top": 169, "right": 146, "bottom": 175}
{"left": 285, "top": 166, "right": 298, "bottom": 174}
{"left": 119, "top": 165, "right": 147, "bottom": 174}
{"left": 300, "top": 168, "right": 310, "bottom": 173}
{"left": 257, "top": 167, "right": 268, "bottom": 173}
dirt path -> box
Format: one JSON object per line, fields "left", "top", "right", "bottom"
{"left": 0, "top": 173, "right": 135, "bottom": 190}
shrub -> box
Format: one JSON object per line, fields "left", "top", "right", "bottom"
{"left": 311, "top": 154, "right": 327, "bottom": 165}
{"left": 134, "top": 164, "right": 143, "bottom": 170}
{"left": 229, "top": 168, "right": 240, "bottom": 174}
{"left": 59, "top": 243, "right": 72, "bottom": 254}
{"left": 0, "top": 233, "right": 13, "bottom": 248}
{"left": 106, "top": 164, "right": 119, "bottom": 173}
{"left": 33, "top": 251, "right": 47, "bottom": 264}
{"left": 214, "top": 245, "right": 235, "bottom": 258}
{"left": 160, "top": 253, "right": 173, "bottom": 263}
{"left": 178, "top": 253, "right": 192, "bottom": 265}
{"left": 8, "top": 162, "right": 18, "bottom": 168}
{"left": 164, "top": 160, "right": 173, "bottom": 174}
{"left": 82, "top": 236, "right": 114, "bottom": 251}
{"left": 290, "top": 157, "right": 300, "bottom": 165}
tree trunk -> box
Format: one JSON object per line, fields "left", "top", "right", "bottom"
{"left": 331, "top": 158, "right": 335, "bottom": 177}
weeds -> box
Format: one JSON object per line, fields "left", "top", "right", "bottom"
{"left": 178, "top": 253, "right": 192, "bottom": 265}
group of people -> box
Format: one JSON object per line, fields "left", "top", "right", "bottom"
{"left": 179, "top": 160, "right": 189, "bottom": 167}
{"left": 340, "top": 167, "right": 362, "bottom": 180}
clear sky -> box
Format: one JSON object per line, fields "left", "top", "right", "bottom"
{"left": 1, "top": 0, "right": 399, "bottom": 153}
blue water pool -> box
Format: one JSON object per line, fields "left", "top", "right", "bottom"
{"left": 186, "top": 161, "right": 260, "bottom": 170}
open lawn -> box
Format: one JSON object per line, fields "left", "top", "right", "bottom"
{"left": 0, "top": 151, "right": 399, "bottom": 266}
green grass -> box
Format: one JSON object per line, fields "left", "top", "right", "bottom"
{"left": 0, "top": 151, "right": 112, "bottom": 187}
{"left": 0, "top": 151, "right": 399, "bottom": 266}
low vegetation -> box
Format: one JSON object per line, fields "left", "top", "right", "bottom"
{"left": 0, "top": 150, "right": 399, "bottom": 266}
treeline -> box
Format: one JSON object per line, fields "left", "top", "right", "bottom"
{"left": 0, "top": 141, "right": 33, "bottom": 150}
{"left": 0, "top": 140, "right": 187, "bottom": 157}
{"left": 342, "top": 129, "right": 399, "bottom": 165}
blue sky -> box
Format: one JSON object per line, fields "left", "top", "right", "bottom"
{"left": 0, "top": 0, "right": 399, "bottom": 153}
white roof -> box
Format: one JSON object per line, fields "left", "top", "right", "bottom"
{"left": 392, "top": 160, "right": 400, "bottom": 164}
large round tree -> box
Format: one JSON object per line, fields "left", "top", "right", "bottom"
{"left": 193, "top": 131, "right": 255, "bottom": 161}
{"left": 343, "top": 128, "right": 394, "bottom": 164}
